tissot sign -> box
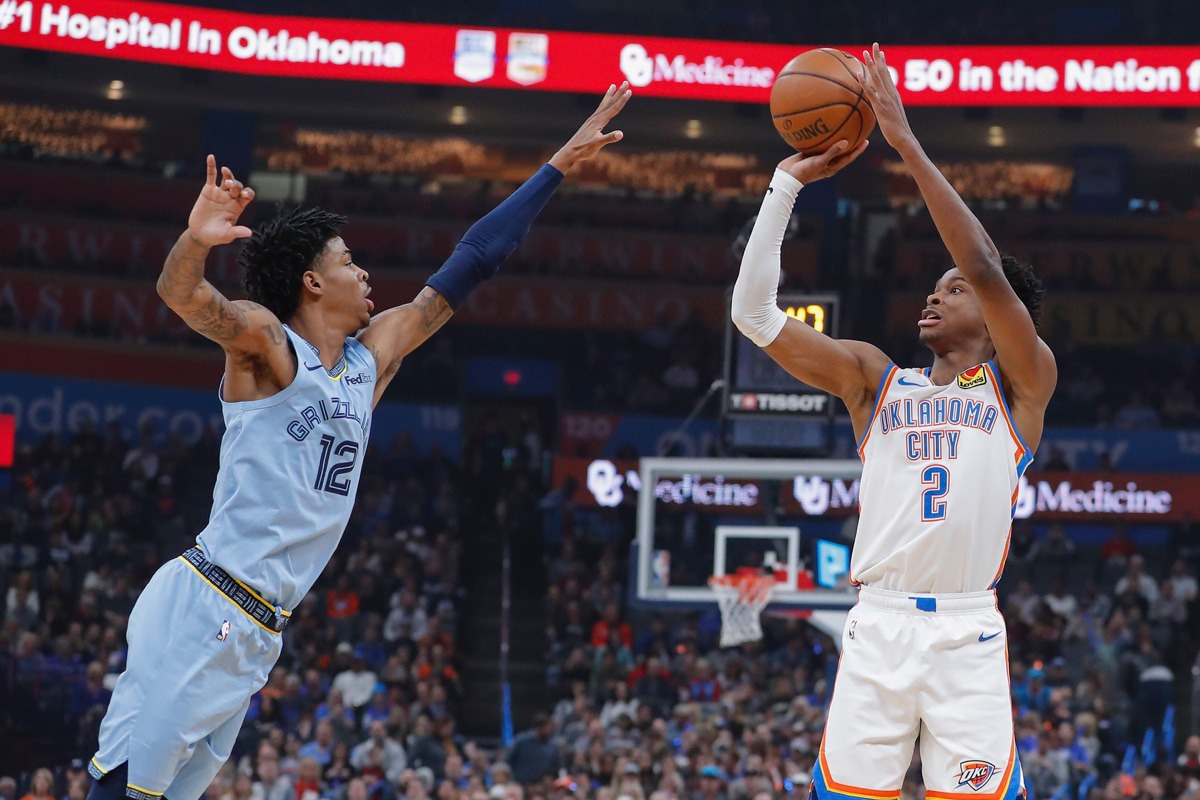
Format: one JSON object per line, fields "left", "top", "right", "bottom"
{"left": 556, "top": 458, "right": 1200, "bottom": 522}
{"left": 2, "top": 1, "right": 1200, "bottom": 105}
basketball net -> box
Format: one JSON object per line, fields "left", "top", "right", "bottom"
{"left": 709, "top": 572, "right": 777, "bottom": 647}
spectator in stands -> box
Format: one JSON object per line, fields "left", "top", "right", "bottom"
{"left": 0, "top": 777, "right": 15, "bottom": 800}
{"left": 299, "top": 720, "right": 336, "bottom": 766}
{"left": 255, "top": 755, "right": 296, "bottom": 800}
{"left": 18, "top": 771, "right": 54, "bottom": 800}
{"left": 507, "top": 714, "right": 560, "bottom": 786}
{"left": 407, "top": 715, "right": 446, "bottom": 776}
{"left": 591, "top": 604, "right": 632, "bottom": 650}
{"left": 293, "top": 758, "right": 322, "bottom": 800}
{"left": 1101, "top": 525, "right": 1138, "bottom": 563}
{"left": 1171, "top": 558, "right": 1198, "bottom": 603}
{"left": 332, "top": 646, "right": 379, "bottom": 709}
{"left": 1116, "top": 555, "right": 1160, "bottom": 603}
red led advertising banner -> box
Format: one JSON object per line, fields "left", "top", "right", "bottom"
{"left": 2, "top": 0, "right": 1200, "bottom": 105}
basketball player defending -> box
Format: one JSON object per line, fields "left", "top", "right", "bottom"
{"left": 86, "top": 84, "right": 632, "bottom": 800}
{"left": 732, "top": 46, "right": 1052, "bottom": 799}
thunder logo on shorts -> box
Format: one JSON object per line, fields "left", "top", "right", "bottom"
{"left": 955, "top": 760, "right": 997, "bottom": 791}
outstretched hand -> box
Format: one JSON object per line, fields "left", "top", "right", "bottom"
{"left": 187, "top": 155, "right": 255, "bottom": 248}
{"left": 777, "top": 139, "right": 869, "bottom": 185}
{"left": 861, "top": 43, "right": 917, "bottom": 152}
{"left": 549, "top": 81, "right": 632, "bottom": 173}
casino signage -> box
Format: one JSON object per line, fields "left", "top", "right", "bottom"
{"left": 2, "top": 1, "right": 1200, "bottom": 105}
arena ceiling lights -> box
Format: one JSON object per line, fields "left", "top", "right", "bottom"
{"left": 3, "top": 0, "right": 1200, "bottom": 106}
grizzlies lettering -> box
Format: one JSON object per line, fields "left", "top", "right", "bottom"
{"left": 285, "top": 395, "right": 369, "bottom": 441}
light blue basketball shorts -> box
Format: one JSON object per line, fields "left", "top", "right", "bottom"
{"left": 89, "top": 556, "right": 283, "bottom": 800}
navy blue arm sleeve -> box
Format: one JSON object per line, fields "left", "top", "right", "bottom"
{"left": 424, "top": 163, "right": 564, "bottom": 309}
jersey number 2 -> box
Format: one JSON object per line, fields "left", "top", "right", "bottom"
{"left": 921, "top": 465, "right": 948, "bottom": 521}
{"left": 314, "top": 434, "right": 360, "bottom": 497}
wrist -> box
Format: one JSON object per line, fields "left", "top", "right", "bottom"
{"left": 547, "top": 149, "right": 574, "bottom": 175}
{"left": 893, "top": 134, "right": 923, "bottom": 160}
{"left": 182, "top": 230, "right": 213, "bottom": 251}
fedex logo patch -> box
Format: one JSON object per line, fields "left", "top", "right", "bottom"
{"left": 955, "top": 760, "right": 997, "bottom": 791}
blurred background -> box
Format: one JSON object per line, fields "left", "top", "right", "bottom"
{"left": 0, "top": 0, "right": 1198, "bottom": 798}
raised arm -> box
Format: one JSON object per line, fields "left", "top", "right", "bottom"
{"left": 861, "top": 44, "right": 1056, "bottom": 409}
{"left": 358, "top": 82, "right": 633, "bottom": 406}
{"left": 730, "top": 141, "right": 891, "bottom": 440}
{"left": 157, "top": 156, "right": 292, "bottom": 400}
{"left": 157, "top": 157, "right": 288, "bottom": 355}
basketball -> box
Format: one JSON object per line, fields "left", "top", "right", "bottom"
{"left": 770, "top": 48, "right": 876, "bottom": 154}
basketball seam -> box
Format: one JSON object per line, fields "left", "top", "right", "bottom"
{"left": 776, "top": 70, "right": 862, "bottom": 97}
{"left": 771, "top": 101, "right": 858, "bottom": 120}
{"left": 820, "top": 49, "right": 876, "bottom": 115}
{"left": 817, "top": 48, "right": 865, "bottom": 85}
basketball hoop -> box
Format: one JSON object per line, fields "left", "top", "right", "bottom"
{"left": 709, "top": 572, "right": 777, "bottom": 647}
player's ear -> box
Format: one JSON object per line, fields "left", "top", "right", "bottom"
{"left": 303, "top": 270, "right": 323, "bottom": 295}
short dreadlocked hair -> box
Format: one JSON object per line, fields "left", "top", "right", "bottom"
{"left": 999, "top": 253, "right": 1044, "bottom": 329}
{"left": 240, "top": 207, "right": 347, "bottom": 321}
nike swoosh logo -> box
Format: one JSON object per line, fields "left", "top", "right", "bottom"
{"left": 978, "top": 631, "right": 1002, "bottom": 643}
{"left": 303, "top": 362, "right": 324, "bottom": 371}
{"left": 897, "top": 376, "right": 924, "bottom": 386}
{"left": 766, "top": 187, "right": 774, "bottom": 196}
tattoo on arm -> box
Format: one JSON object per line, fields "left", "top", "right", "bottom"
{"left": 265, "top": 319, "right": 286, "bottom": 346}
{"left": 156, "top": 236, "right": 209, "bottom": 305}
{"left": 189, "top": 294, "right": 250, "bottom": 342}
{"left": 413, "top": 287, "right": 453, "bottom": 331}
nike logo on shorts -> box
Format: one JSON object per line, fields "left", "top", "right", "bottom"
{"left": 978, "top": 631, "right": 1001, "bottom": 643}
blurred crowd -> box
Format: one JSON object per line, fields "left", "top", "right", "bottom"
{"left": 2, "top": 410, "right": 1200, "bottom": 799}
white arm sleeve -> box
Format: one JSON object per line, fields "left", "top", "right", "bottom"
{"left": 730, "top": 168, "right": 804, "bottom": 348}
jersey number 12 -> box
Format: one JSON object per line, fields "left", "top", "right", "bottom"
{"left": 314, "top": 434, "right": 360, "bottom": 497}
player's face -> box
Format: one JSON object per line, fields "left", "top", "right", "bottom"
{"left": 313, "top": 237, "right": 373, "bottom": 331}
{"left": 918, "top": 268, "right": 985, "bottom": 346}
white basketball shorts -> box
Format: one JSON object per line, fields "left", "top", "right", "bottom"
{"left": 812, "top": 586, "right": 1025, "bottom": 800}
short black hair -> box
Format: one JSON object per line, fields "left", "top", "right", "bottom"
{"left": 999, "top": 253, "right": 1044, "bottom": 329}
{"left": 240, "top": 207, "right": 347, "bottom": 321}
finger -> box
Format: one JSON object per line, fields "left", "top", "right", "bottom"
{"left": 229, "top": 225, "right": 253, "bottom": 239}
{"left": 240, "top": 187, "right": 255, "bottom": 204}
{"left": 601, "top": 130, "right": 623, "bottom": 145}
{"left": 603, "top": 88, "right": 633, "bottom": 120}
{"left": 205, "top": 154, "right": 217, "bottom": 186}
{"left": 828, "top": 139, "right": 869, "bottom": 170}
{"left": 875, "top": 43, "right": 888, "bottom": 71}
{"left": 817, "top": 140, "right": 850, "bottom": 166}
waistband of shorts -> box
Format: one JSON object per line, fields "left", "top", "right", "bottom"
{"left": 178, "top": 547, "right": 290, "bottom": 634}
{"left": 857, "top": 585, "right": 998, "bottom": 615}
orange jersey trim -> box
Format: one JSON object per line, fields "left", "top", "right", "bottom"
{"left": 857, "top": 365, "right": 899, "bottom": 459}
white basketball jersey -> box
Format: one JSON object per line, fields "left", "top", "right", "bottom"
{"left": 852, "top": 361, "right": 1033, "bottom": 594}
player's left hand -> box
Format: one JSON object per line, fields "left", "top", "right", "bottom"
{"left": 548, "top": 81, "right": 632, "bottom": 173}
{"left": 861, "top": 43, "right": 917, "bottom": 153}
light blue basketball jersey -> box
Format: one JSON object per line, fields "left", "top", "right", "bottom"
{"left": 196, "top": 325, "right": 375, "bottom": 611}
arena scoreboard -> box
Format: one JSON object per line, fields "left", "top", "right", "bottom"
{"left": 723, "top": 292, "right": 839, "bottom": 420}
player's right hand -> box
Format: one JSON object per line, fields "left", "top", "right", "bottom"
{"left": 778, "top": 139, "right": 869, "bottom": 184}
{"left": 187, "top": 154, "right": 256, "bottom": 248}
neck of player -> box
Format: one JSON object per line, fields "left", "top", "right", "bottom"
{"left": 288, "top": 309, "right": 349, "bottom": 370}
{"left": 927, "top": 338, "right": 996, "bottom": 386}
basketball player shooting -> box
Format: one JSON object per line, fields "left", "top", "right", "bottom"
{"left": 731, "top": 45, "right": 1054, "bottom": 800}
{"left": 85, "top": 83, "right": 631, "bottom": 800}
